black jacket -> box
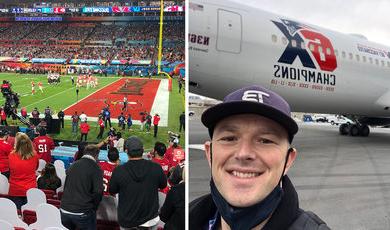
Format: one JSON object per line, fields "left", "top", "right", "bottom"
{"left": 58, "top": 111, "right": 64, "bottom": 119}
{"left": 109, "top": 159, "right": 167, "bottom": 228}
{"left": 61, "top": 157, "right": 103, "bottom": 213}
{"left": 190, "top": 176, "right": 330, "bottom": 230}
{"left": 160, "top": 182, "right": 185, "bottom": 230}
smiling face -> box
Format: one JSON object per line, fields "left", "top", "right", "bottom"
{"left": 205, "top": 114, "right": 296, "bottom": 207}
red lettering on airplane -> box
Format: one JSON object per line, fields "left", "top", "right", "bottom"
{"left": 301, "top": 30, "right": 337, "bottom": 72}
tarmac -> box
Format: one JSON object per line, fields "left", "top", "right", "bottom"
{"left": 189, "top": 115, "right": 390, "bottom": 230}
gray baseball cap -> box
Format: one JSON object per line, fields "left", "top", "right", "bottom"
{"left": 125, "top": 136, "right": 144, "bottom": 155}
{"left": 201, "top": 85, "right": 298, "bottom": 142}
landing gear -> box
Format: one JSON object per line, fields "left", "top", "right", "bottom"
{"left": 338, "top": 123, "right": 370, "bottom": 137}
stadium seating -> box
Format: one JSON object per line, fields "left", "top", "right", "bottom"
{"left": 0, "top": 219, "right": 14, "bottom": 230}
{"left": 36, "top": 159, "right": 47, "bottom": 177}
{"left": 0, "top": 174, "right": 9, "bottom": 195}
{"left": 0, "top": 198, "right": 29, "bottom": 229}
{"left": 21, "top": 188, "right": 47, "bottom": 213}
{"left": 53, "top": 160, "right": 65, "bottom": 170}
{"left": 22, "top": 209, "right": 37, "bottom": 225}
{"left": 40, "top": 189, "right": 56, "bottom": 200}
{"left": 29, "top": 203, "right": 67, "bottom": 230}
{"left": 47, "top": 199, "right": 61, "bottom": 209}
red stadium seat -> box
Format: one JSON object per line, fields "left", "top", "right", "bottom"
{"left": 97, "top": 219, "right": 120, "bottom": 230}
{"left": 22, "top": 209, "right": 37, "bottom": 225}
{"left": 57, "top": 191, "right": 63, "bottom": 200}
{"left": 47, "top": 199, "right": 61, "bottom": 208}
{"left": 40, "top": 189, "right": 56, "bottom": 199}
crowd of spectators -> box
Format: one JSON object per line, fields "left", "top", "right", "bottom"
{"left": 23, "top": 23, "right": 67, "bottom": 41}
{"left": 0, "top": 21, "right": 183, "bottom": 62}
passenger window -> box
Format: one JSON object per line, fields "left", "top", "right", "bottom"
{"left": 282, "top": 37, "right": 287, "bottom": 45}
{"left": 342, "top": 51, "right": 346, "bottom": 58}
{"left": 369, "top": 57, "right": 373, "bottom": 64}
{"left": 291, "top": 39, "right": 297, "bottom": 47}
{"left": 349, "top": 53, "right": 353, "bottom": 60}
{"left": 355, "top": 54, "right": 360, "bottom": 62}
{"left": 381, "top": 60, "right": 385, "bottom": 66}
{"left": 271, "top": 34, "right": 277, "bottom": 43}
{"left": 362, "top": 56, "right": 366, "bottom": 63}
{"left": 375, "top": 59, "right": 379, "bottom": 65}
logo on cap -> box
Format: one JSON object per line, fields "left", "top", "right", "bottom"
{"left": 242, "top": 90, "right": 270, "bottom": 103}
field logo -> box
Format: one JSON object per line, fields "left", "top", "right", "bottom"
{"left": 272, "top": 19, "right": 337, "bottom": 72}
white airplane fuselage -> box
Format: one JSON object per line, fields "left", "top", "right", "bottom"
{"left": 189, "top": 0, "right": 390, "bottom": 118}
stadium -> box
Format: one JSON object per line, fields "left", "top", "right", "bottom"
{"left": 0, "top": 0, "right": 185, "bottom": 229}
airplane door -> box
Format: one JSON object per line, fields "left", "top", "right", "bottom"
{"left": 216, "top": 9, "right": 242, "bottom": 53}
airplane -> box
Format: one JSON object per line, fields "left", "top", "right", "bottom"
{"left": 188, "top": 0, "right": 390, "bottom": 137}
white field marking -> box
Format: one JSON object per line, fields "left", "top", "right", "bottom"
{"left": 150, "top": 79, "right": 169, "bottom": 127}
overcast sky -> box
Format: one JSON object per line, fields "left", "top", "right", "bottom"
{"left": 240, "top": 0, "right": 390, "bottom": 46}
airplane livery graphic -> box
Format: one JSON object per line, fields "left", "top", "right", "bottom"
{"left": 272, "top": 19, "right": 338, "bottom": 72}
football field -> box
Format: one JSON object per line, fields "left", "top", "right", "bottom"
{"left": 0, "top": 73, "right": 185, "bottom": 149}
{"left": 0, "top": 73, "right": 117, "bottom": 114}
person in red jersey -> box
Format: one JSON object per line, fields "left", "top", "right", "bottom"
{"left": 33, "top": 128, "right": 55, "bottom": 163}
{"left": 80, "top": 121, "right": 90, "bottom": 142}
{"left": 21, "top": 107, "right": 28, "bottom": 119}
{"left": 38, "top": 82, "right": 43, "bottom": 93}
{"left": 151, "top": 142, "right": 170, "bottom": 175}
{"left": 0, "top": 130, "right": 13, "bottom": 179}
{"left": 165, "top": 139, "right": 185, "bottom": 168}
{"left": 0, "top": 107, "right": 7, "bottom": 126}
{"left": 151, "top": 142, "right": 171, "bottom": 194}
{"left": 98, "top": 147, "right": 120, "bottom": 195}
{"left": 153, "top": 113, "right": 160, "bottom": 138}
{"left": 96, "top": 115, "right": 105, "bottom": 139}
{"left": 9, "top": 132, "right": 39, "bottom": 209}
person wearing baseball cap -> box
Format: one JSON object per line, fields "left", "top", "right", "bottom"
{"left": 109, "top": 136, "right": 167, "bottom": 229}
{"left": 190, "top": 85, "right": 329, "bottom": 230}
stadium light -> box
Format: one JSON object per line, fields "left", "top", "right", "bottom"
{"left": 157, "top": 0, "right": 171, "bottom": 79}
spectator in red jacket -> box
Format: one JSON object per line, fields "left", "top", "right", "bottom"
{"left": 0, "top": 108, "right": 7, "bottom": 126}
{"left": 80, "top": 121, "right": 90, "bottom": 142}
{"left": 0, "top": 129, "right": 12, "bottom": 179}
{"left": 96, "top": 115, "right": 105, "bottom": 139}
{"left": 21, "top": 107, "right": 28, "bottom": 119}
{"left": 153, "top": 113, "right": 160, "bottom": 138}
{"left": 9, "top": 132, "right": 39, "bottom": 209}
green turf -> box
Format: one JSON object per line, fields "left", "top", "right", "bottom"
{"left": 0, "top": 73, "right": 117, "bottom": 113}
{"left": 0, "top": 73, "right": 186, "bottom": 150}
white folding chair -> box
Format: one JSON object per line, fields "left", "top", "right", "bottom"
{"left": 97, "top": 195, "right": 118, "bottom": 222}
{"left": 158, "top": 191, "right": 166, "bottom": 210}
{"left": 53, "top": 160, "right": 65, "bottom": 170}
{"left": 0, "top": 219, "right": 14, "bottom": 230}
{"left": 0, "top": 174, "right": 9, "bottom": 194}
{"left": 56, "top": 173, "right": 66, "bottom": 194}
{"left": 36, "top": 159, "right": 47, "bottom": 176}
{"left": 21, "top": 188, "right": 47, "bottom": 212}
{"left": 0, "top": 198, "right": 29, "bottom": 229}
{"left": 29, "top": 203, "right": 67, "bottom": 230}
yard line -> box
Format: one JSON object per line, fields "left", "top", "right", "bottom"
{"left": 26, "top": 86, "right": 76, "bottom": 108}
